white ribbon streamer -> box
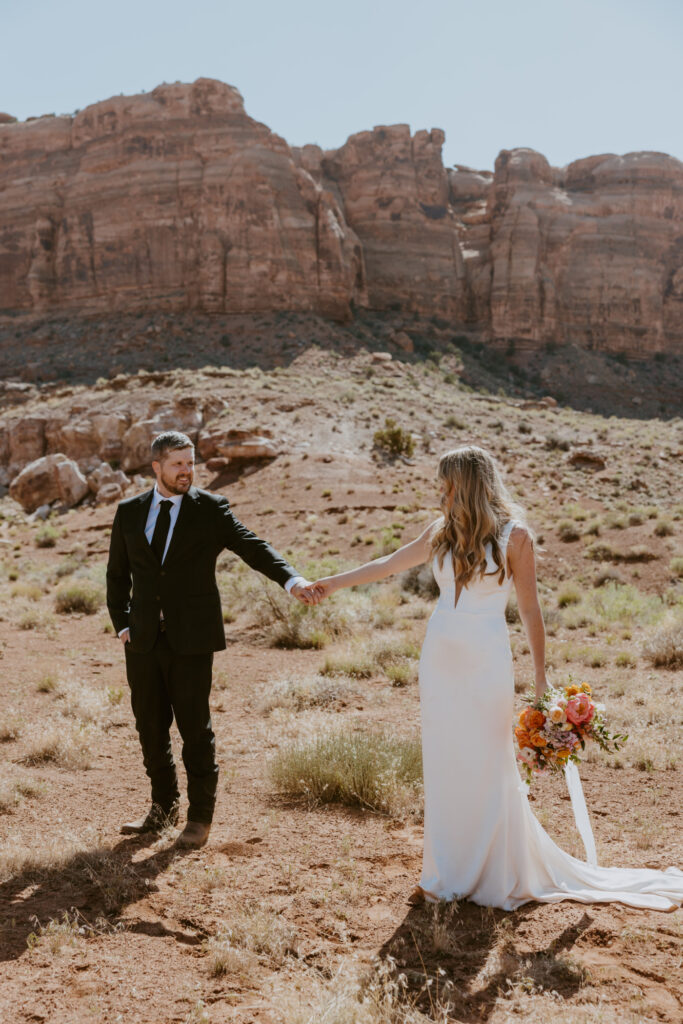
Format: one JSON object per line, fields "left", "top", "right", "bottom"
{"left": 564, "top": 760, "right": 598, "bottom": 867}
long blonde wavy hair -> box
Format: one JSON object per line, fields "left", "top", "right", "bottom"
{"left": 430, "top": 446, "right": 527, "bottom": 587}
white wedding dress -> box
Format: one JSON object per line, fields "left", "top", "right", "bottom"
{"left": 418, "top": 521, "right": 683, "bottom": 911}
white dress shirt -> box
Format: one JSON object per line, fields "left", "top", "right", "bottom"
{"left": 145, "top": 486, "right": 183, "bottom": 562}
{"left": 118, "top": 486, "right": 305, "bottom": 636}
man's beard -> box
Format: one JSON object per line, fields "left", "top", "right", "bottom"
{"left": 161, "top": 471, "right": 192, "bottom": 495}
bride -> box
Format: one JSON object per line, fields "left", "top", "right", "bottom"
{"left": 309, "top": 446, "right": 683, "bottom": 911}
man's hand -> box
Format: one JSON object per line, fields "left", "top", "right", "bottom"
{"left": 290, "top": 581, "right": 323, "bottom": 606}
{"left": 118, "top": 628, "right": 130, "bottom": 645}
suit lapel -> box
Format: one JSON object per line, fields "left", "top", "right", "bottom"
{"left": 135, "top": 490, "right": 157, "bottom": 566}
{"left": 162, "top": 486, "right": 200, "bottom": 567}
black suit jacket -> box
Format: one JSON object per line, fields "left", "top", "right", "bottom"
{"left": 106, "top": 486, "right": 298, "bottom": 655}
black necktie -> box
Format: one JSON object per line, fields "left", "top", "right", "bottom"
{"left": 151, "top": 500, "right": 172, "bottom": 563}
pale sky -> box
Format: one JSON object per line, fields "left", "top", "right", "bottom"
{"left": 2, "top": 0, "right": 680, "bottom": 172}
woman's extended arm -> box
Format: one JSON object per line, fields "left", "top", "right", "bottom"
{"left": 310, "top": 519, "right": 439, "bottom": 597}
{"left": 508, "top": 527, "right": 547, "bottom": 701}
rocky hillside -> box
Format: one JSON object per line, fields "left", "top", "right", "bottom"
{"left": 1, "top": 78, "right": 682, "bottom": 356}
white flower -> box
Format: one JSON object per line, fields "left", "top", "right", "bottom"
{"left": 548, "top": 705, "right": 567, "bottom": 724}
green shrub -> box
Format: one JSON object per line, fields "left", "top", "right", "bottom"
{"left": 593, "top": 565, "right": 624, "bottom": 588}
{"left": 557, "top": 520, "right": 581, "bottom": 542}
{"left": 670, "top": 557, "right": 683, "bottom": 578}
{"left": 270, "top": 728, "right": 423, "bottom": 817}
{"left": 585, "top": 541, "right": 616, "bottom": 562}
{"left": 385, "top": 662, "right": 418, "bottom": 687}
{"left": 35, "top": 525, "right": 59, "bottom": 548}
{"left": 321, "top": 650, "right": 376, "bottom": 678}
{"left": 373, "top": 418, "right": 415, "bottom": 458}
{"left": 642, "top": 616, "right": 683, "bottom": 668}
{"left": 557, "top": 584, "right": 581, "bottom": 608}
{"left": 545, "top": 435, "right": 571, "bottom": 451}
{"left": 622, "top": 545, "right": 657, "bottom": 564}
{"left": 55, "top": 581, "right": 104, "bottom": 615}
{"left": 654, "top": 518, "right": 674, "bottom": 537}
{"left": 583, "top": 582, "right": 664, "bottom": 628}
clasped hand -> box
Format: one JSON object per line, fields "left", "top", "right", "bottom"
{"left": 290, "top": 578, "right": 334, "bottom": 606}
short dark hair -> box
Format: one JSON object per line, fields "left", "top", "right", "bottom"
{"left": 151, "top": 431, "right": 194, "bottom": 462}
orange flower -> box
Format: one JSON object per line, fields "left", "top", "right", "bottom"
{"left": 565, "top": 685, "right": 581, "bottom": 697}
{"left": 581, "top": 682, "right": 592, "bottom": 694}
{"left": 556, "top": 748, "right": 571, "bottom": 761}
{"left": 515, "top": 727, "right": 533, "bottom": 749}
{"left": 520, "top": 708, "right": 546, "bottom": 731}
{"left": 530, "top": 731, "right": 548, "bottom": 747}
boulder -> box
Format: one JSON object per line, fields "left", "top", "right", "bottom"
{"left": 568, "top": 450, "right": 607, "bottom": 472}
{"left": 95, "top": 481, "right": 126, "bottom": 504}
{"left": 216, "top": 429, "right": 281, "bottom": 461}
{"left": 87, "top": 461, "right": 130, "bottom": 497}
{"left": 120, "top": 408, "right": 203, "bottom": 472}
{"left": 205, "top": 456, "right": 230, "bottom": 472}
{"left": 54, "top": 458, "right": 89, "bottom": 507}
{"left": 8, "top": 416, "right": 46, "bottom": 473}
{"left": 91, "top": 410, "right": 132, "bottom": 463}
{"left": 9, "top": 453, "right": 88, "bottom": 511}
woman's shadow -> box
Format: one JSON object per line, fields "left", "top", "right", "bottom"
{"left": 0, "top": 835, "right": 195, "bottom": 963}
{"left": 378, "top": 898, "right": 594, "bottom": 1022}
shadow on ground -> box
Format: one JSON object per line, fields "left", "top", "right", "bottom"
{"left": 378, "top": 900, "right": 594, "bottom": 1022}
{"left": 0, "top": 835, "right": 192, "bottom": 963}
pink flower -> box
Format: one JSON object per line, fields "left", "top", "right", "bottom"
{"left": 565, "top": 693, "right": 595, "bottom": 727}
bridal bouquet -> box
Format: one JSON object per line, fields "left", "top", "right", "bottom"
{"left": 514, "top": 680, "right": 627, "bottom": 785}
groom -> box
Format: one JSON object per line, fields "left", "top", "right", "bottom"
{"left": 106, "top": 430, "right": 314, "bottom": 848}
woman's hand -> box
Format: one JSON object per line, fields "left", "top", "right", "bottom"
{"left": 305, "top": 577, "right": 339, "bottom": 601}
{"left": 535, "top": 677, "right": 548, "bottom": 703}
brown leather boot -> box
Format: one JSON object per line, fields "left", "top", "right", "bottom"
{"left": 175, "top": 820, "right": 211, "bottom": 849}
{"left": 120, "top": 801, "right": 179, "bottom": 835}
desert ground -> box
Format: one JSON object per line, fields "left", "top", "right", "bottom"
{"left": 1, "top": 341, "right": 681, "bottom": 1023}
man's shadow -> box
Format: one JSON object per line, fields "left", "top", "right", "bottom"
{"left": 0, "top": 835, "right": 194, "bottom": 963}
{"left": 378, "top": 900, "right": 593, "bottom": 1023}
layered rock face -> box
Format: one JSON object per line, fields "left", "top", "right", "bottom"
{"left": 0, "top": 79, "right": 364, "bottom": 320}
{"left": 480, "top": 149, "right": 683, "bottom": 354}
{"left": 1, "top": 79, "right": 681, "bottom": 354}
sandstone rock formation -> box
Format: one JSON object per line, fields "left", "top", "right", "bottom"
{"left": 10, "top": 454, "right": 89, "bottom": 511}
{"left": 0, "top": 386, "right": 224, "bottom": 495}
{"left": 0, "top": 79, "right": 681, "bottom": 355}
{"left": 87, "top": 461, "right": 130, "bottom": 503}
{"left": 0, "top": 80, "right": 364, "bottom": 321}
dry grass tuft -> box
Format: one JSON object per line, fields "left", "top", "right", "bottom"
{"left": 277, "top": 957, "right": 453, "bottom": 1024}
{"left": 20, "top": 723, "right": 94, "bottom": 770}
{"left": 257, "top": 674, "right": 357, "bottom": 715}
{"left": 54, "top": 580, "right": 104, "bottom": 615}
{"left": 204, "top": 903, "right": 299, "bottom": 977}
{"left": 0, "top": 832, "right": 88, "bottom": 885}
{"left": 0, "top": 776, "right": 45, "bottom": 815}
{"left": 270, "top": 728, "right": 423, "bottom": 818}
{"left": 75, "top": 851, "right": 148, "bottom": 912}
{"left": 642, "top": 614, "right": 683, "bottom": 668}
{"left": 27, "top": 911, "right": 83, "bottom": 954}
{"left": 0, "top": 714, "right": 23, "bottom": 742}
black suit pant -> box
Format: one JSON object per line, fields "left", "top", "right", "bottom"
{"left": 124, "top": 626, "right": 218, "bottom": 823}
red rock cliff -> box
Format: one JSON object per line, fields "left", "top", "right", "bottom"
{"left": 1, "top": 79, "right": 681, "bottom": 354}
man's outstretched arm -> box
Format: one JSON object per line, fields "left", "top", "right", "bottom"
{"left": 216, "top": 497, "right": 317, "bottom": 603}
